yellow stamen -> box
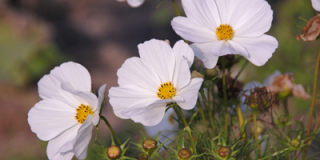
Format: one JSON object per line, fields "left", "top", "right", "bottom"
{"left": 75, "top": 104, "right": 93, "bottom": 124}
{"left": 157, "top": 81, "right": 176, "bottom": 99}
{"left": 216, "top": 24, "right": 234, "bottom": 40}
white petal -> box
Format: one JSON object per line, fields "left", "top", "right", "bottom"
{"left": 190, "top": 42, "right": 219, "bottom": 69}
{"left": 127, "top": 0, "right": 144, "bottom": 8}
{"left": 108, "top": 85, "right": 157, "bottom": 119}
{"left": 117, "top": 57, "right": 160, "bottom": 92}
{"left": 38, "top": 74, "right": 80, "bottom": 107}
{"left": 233, "top": 35, "right": 278, "bottom": 66}
{"left": 47, "top": 125, "right": 80, "bottom": 160}
{"left": 263, "top": 70, "right": 281, "bottom": 86}
{"left": 312, "top": 0, "right": 320, "bottom": 12}
{"left": 121, "top": 99, "right": 171, "bottom": 126}
{"left": 28, "top": 99, "right": 77, "bottom": 141}
{"left": 144, "top": 108, "right": 178, "bottom": 143}
{"left": 204, "top": 41, "right": 248, "bottom": 57}
{"left": 61, "top": 83, "right": 99, "bottom": 111}
{"left": 92, "top": 84, "right": 107, "bottom": 126}
{"left": 173, "top": 40, "right": 195, "bottom": 68}
{"left": 176, "top": 78, "right": 203, "bottom": 110}
{"left": 181, "top": 0, "right": 221, "bottom": 28}
{"left": 232, "top": 0, "right": 273, "bottom": 37}
{"left": 171, "top": 17, "right": 216, "bottom": 43}
{"left": 138, "top": 39, "right": 175, "bottom": 83}
{"left": 74, "top": 115, "right": 94, "bottom": 160}
{"left": 50, "top": 62, "right": 91, "bottom": 93}
{"left": 172, "top": 58, "right": 191, "bottom": 91}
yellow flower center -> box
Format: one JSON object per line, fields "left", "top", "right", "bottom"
{"left": 75, "top": 104, "right": 93, "bottom": 124}
{"left": 157, "top": 81, "right": 176, "bottom": 99}
{"left": 216, "top": 24, "right": 234, "bottom": 40}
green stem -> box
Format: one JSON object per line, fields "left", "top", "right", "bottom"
{"left": 304, "top": 49, "right": 320, "bottom": 158}
{"left": 204, "top": 88, "right": 216, "bottom": 137}
{"left": 234, "top": 99, "right": 245, "bottom": 140}
{"left": 176, "top": 106, "right": 197, "bottom": 156}
{"left": 283, "top": 98, "right": 289, "bottom": 116}
{"left": 222, "top": 57, "right": 229, "bottom": 140}
{"left": 101, "top": 115, "right": 122, "bottom": 146}
{"left": 198, "top": 98, "right": 212, "bottom": 138}
{"left": 253, "top": 108, "right": 261, "bottom": 158}
{"left": 234, "top": 60, "right": 249, "bottom": 81}
{"left": 171, "top": 0, "right": 180, "bottom": 16}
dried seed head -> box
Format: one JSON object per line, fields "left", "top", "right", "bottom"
{"left": 107, "top": 146, "right": 121, "bottom": 159}
{"left": 243, "top": 86, "right": 274, "bottom": 112}
{"left": 296, "top": 14, "right": 320, "bottom": 41}
{"left": 218, "top": 75, "right": 243, "bottom": 99}
{"left": 178, "top": 148, "right": 191, "bottom": 160}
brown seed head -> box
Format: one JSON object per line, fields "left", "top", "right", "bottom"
{"left": 143, "top": 139, "right": 157, "bottom": 151}
{"left": 218, "top": 146, "right": 231, "bottom": 158}
{"left": 296, "top": 14, "right": 320, "bottom": 42}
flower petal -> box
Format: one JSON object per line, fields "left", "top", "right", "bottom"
{"left": 127, "top": 0, "right": 144, "bottom": 8}
{"left": 138, "top": 39, "right": 175, "bottom": 83}
{"left": 117, "top": 57, "right": 160, "bottom": 92}
{"left": 50, "top": 62, "right": 91, "bottom": 93}
{"left": 121, "top": 99, "right": 171, "bottom": 126}
{"left": 28, "top": 99, "right": 77, "bottom": 141}
{"left": 92, "top": 84, "right": 107, "bottom": 126}
{"left": 262, "top": 70, "right": 281, "bottom": 86}
{"left": 61, "top": 82, "right": 99, "bottom": 111}
{"left": 312, "top": 0, "right": 320, "bottom": 12}
{"left": 232, "top": 0, "right": 273, "bottom": 37}
{"left": 109, "top": 85, "right": 157, "bottom": 119}
{"left": 173, "top": 40, "right": 195, "bottom": 68}
{"left": 176, "top": 77, "right": 203, "bottom": 110}
{"left": 74, "top": 115, "right": 94, "bottom": 160}
{"left": 190, "top": 42, "right": 219, "bottom": 69}
{"left": 181, "top": 0, "right": 221, "bottom": 28}
{"left": 233, "top": 35, "right": 278, "bottom": 66}
{"left": 172, "top": 58, "right": 191, "bottom": 91}
{"left": 46, "top": 124, "right": 80, "bottom": 160}
{"left": 38, "top": 74, "right": 80, "bottom": 107}
{"left": 171, "top": 17, "right": 216, "bottom": 43}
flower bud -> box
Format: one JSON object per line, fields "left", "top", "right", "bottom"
{"left": 178, "top": 148, "right": 191, "bottom": 160}
{"left": 107, "top": 146, "right": 121, "bottom": 159}
{"left": 290, "top": 138, "right": 300, "bottom": 148}
{"left": 277, "top": 88, "right": 292, "bottom": 100}
{"left": 143, "top": 139, "right": 157, "bottom": 152}
{"left": 136, "top": 152, "right": 148, "bottom": 160}
{"left": 218, "top": 146, "right": 231, "bottom": 158}
{"left": 191, "top": 70, "right": 204, "bottom": 79}
{"left": 278, "top": 115, "right": 289, "bottom": 125}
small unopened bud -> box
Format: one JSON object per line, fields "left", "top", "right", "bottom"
{"left": 277, "top": 88, "right": 292, "bottom": 100}
{"left": 191, "top": 70, "right": 204, "bottom": 79}
{"left": 143, "top": 139, "right": 157, "bottom": 152}
{"left": 278, "top": 115, "right": 289, "bottom": 125}
{"left": 136, "top": 152, "right": 148, "bottom": 160}
{"left": 107, "top": 146, "right": 121, "bottom": 159}
{"left": 178, "top": 148, "right": 191, "bottom": 160}
{"left": 290, "top": 138, "right": 300, "bottom": 148}
{"left": 218, "top": 146, "right": 231, "bottom": 158}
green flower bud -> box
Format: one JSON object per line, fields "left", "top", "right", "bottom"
{"left": 218, "top": 146, "right": 231, "bottom": 158}
{"left": 107, "top": 146, "right": 121, "bottom": 159}
{"left": 290, "top": 138, "right": 300, "bottom": 148}
{"left": 178, "top": 148, "right": 191, "bottom": 160}
{"left": 278, "top": 115, "right": 289, "bottom": 125}
{"left": 143, "top": 139, "right": 157, "bottom": 152}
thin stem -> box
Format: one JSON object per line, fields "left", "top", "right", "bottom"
{"left": 101, "top": 115, "right": 122, "bottom": 146}
{"left": 197, "top": 97, "right": 212, "bottom": 138}
{"left": 222, "top": 57, "right": 229, "bottom": 140}
{"left": 283, "top": 98, "right": 289, "bottom": 116}
{"left": 253, "top": 108, "right": 261, "bottom": 158}
{"left": 176, "top": 107, "right": 197, "bottom": 156}
{"left": 304, "top": 49, "right": 320, "bottom": 157}
{"left": 234, "top": 99, "right": 245, "bottom": 140}
{"left": 171, "top": 0, "right": 180, "bottom": 16}
{"left": 234, "top": 60, "right": 249, "bottom": 81}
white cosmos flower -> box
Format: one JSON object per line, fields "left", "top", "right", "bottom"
{"left": 312, "top": 0, "right": 320, "bottom": 12}
{"left": 108, "top": 39, "right": 203, "bottom": 126}
{"left": 171, "top": 0, "right": 279, "bottom": 69}
{"left": 117, "top": 0, "right": 144, "bottom": 8}
{"left": 28, "top": 62, "right": 106, "bottom": 160}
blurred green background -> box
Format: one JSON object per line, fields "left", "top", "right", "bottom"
{"left": 0, "top": 0, "right": 319, "bottom": 159}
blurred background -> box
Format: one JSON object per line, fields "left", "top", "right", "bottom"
{"left": 0, "top": 0, "right": 319, "bottom": 159}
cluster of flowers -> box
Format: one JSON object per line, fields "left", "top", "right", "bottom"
{"left": 27, "top": 0, "right": 319, "bottom": 159}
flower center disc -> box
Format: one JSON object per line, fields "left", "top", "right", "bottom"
{"left": 216, "top": 24, "right": 234, "bottom": 40}
{"left": 75, "top": 104, "right": 93, "bottom": 123}
{"left": 157, "top": 81, "right": 176, "bottom": 99}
